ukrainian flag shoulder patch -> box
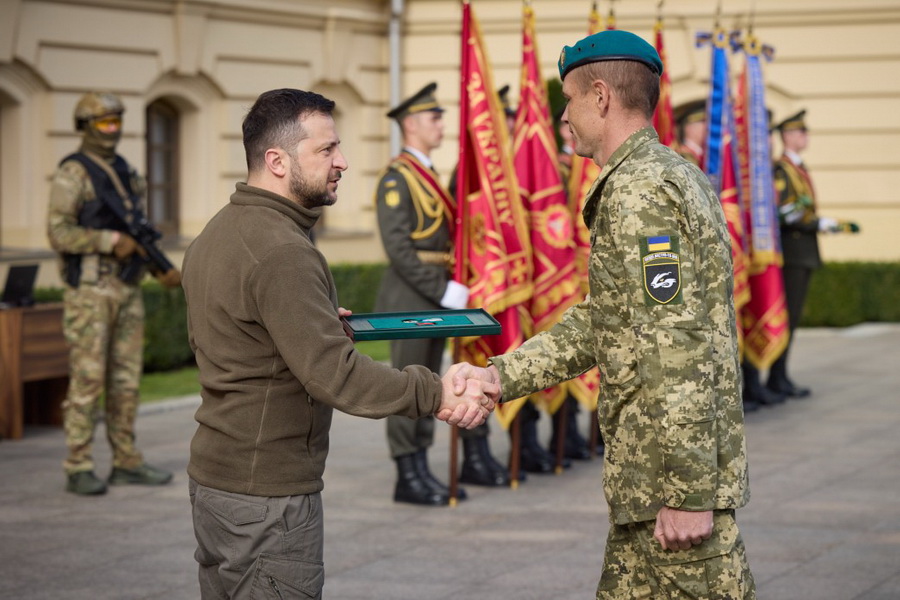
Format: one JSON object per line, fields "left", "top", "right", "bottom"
{"left": 640, "top": 234, "right": 682, "bottom": 305}
{"left": 647, "top": 235, "right": 672, "bottom": 252}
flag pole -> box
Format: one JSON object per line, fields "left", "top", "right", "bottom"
{"left": 447, "top": 0, "right": 472, "bottom": 508}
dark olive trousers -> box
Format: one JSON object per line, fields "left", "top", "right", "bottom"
{"left": 189, "top": 478, "right": 324, "bottom": 599}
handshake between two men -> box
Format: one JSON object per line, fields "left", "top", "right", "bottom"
{"left": 434, "top": 363, "right": 502, "bottom": 429}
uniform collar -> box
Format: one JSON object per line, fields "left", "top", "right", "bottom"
{"left": 403, "top": 146, "right": 433, "bottom": 169}
{"left": 582, "top": 127, "right": 659, "bottom": 227}
{"left": 784, "top": 149, "right": 803, "bottom": 167}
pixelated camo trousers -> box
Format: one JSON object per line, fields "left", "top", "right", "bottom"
{"left": 62, "top": 276, "right": 144, "bottom": 473}
{"left": 597, "top": 510, "right": 755, "bottom": 600}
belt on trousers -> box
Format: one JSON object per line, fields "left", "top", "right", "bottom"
{"left": 416, "top": 250, "right": 452, "bottom": 267}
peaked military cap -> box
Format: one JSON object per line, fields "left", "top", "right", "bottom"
{"left": 498, "top": 85, "right": 516, "bottom": 117}
{"left": 774, "top": 109, "right": 808, "bottom": 132}
{"left": 558, "top": 29, "right": 663, "bottom": 80}
{"left": 386, "top": 82, "right": 445, "bottom": 122}
{"left": 675, "top": 99, "right": 706, "bottom": 126}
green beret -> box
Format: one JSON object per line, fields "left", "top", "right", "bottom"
{"left": 558, "top": 30, "right": 663, "bottom": 80}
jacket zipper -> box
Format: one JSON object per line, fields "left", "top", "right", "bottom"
{"left": 306, "top": 395, "right": 315, "bottom": 450}
{"left": 268, "top": 576, "right": 285, "bottom": 600}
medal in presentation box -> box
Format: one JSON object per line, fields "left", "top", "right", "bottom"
{"left": 341, "top": 308, "right": 501, "bottom": 342}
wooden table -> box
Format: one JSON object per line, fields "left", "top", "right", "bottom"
{"left": 0, "top": 303, "right": 69, "bottom": 439}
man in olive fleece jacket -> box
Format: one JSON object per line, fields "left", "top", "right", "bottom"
{"left": 182, "top": 89, "right": 496, "bottom": 600}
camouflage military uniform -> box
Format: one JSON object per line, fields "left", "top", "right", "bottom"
{"left": 47, "top": 157, "right": 147, "bottom": 474}
{"left": 491, "top": 127, "right": 754, "bottom": 599}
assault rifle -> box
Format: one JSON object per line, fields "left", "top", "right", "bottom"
{"left": 116, "top": 212, "right": 176, "bottom": 284}
{"left": 96, "top": 190, "right": 175, "bottom": 284}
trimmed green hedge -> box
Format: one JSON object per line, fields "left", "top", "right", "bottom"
{"left": 802, "top": 262, "right": 900, "bottom": 327}
{"left": 329, "top": 262, "right": 386, "bottom": 313}
{"left": 34, "top": 263, "right": 389, "bottom": 373}
{"left": 34, "top": 261, "right": 896, "bottom": 372}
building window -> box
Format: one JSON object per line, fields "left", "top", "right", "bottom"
{"left": 145, "top": 100, "right": 179, "bottom": 237}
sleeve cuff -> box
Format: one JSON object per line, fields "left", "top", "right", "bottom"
{"left": 439, "top": 280, "right": 469, "bottom": 310}
{"left": 663, "top": 484, "right": 710, "bottom": 511}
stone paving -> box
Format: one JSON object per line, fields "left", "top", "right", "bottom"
{"left": 1, "top": 324, "right": 899, "bottom": 599}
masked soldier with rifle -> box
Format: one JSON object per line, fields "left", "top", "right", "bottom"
{"left": 47, "top": 91, "right": 181, "bottom": 496}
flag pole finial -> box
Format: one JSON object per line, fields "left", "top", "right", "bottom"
{"left": 748, "top": 0, "right": 758, "bottom": 34}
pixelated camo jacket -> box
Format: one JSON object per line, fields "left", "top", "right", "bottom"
{"left": 492, "top": 127, "right": 750, "bottom": 525}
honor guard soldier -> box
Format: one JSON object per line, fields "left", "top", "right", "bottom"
{"left": 376, "top": 83, "right": 509, "bottom": 505}
{"left": 47, "top": 92, "right": 181, "bottom": 495}
{"left": 674, "top": 99, "right": 707, "bottom": 170}
{"left": 498, "top": 84, "right": 517, "bottom": 136}
{"left": 767, "top": 109, "right": 859, "bottom": 398}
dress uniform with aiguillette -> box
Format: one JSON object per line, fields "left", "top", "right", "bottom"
{"left": 767, "top": 109, "right": 858, "bottom": 398}
{"left": 376, "top": 84, "right": 504, "bottom": 506}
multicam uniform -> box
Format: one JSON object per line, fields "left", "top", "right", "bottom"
{"left": 47, "top": 154, "right": 147, "bottom": 474}
{"left": 491, "top": 127, "right": 754, "bottom": 599}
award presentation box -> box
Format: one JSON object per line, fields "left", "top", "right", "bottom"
{"left": 341, "top": 309, "right": 501, "bottom": 342}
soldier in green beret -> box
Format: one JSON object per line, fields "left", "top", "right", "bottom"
{"left": 467, "top": 29, "right": 756, "bottom": 598}
{"left": 376, "top": 83, "right": 510, "bottom": 506}
{"left": 767, "top": 110, "right": 859, "bottom": 398}
{"left": 47, "top": 92, "right": 180, "bottom": 495}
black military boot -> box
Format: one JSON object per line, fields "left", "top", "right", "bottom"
{"left": 394, "top": 453, "right": 448, "bottom": 506}
{"left": 414, "top": 449, "right": 466, "bottom": 501}
{"left": 460, "top": 437, "right": 510, "bottom": 486}
{"left": 744, "top": 362, "right": 786, "bottom": 407}
{"left": 66, "top": 470, "right": 107, "bottom": 496}
{"left": 766, "top": 356, "right": 811, "bottom": 398}
{"left": 550, "top": 399, "right": 591, "bottom": 460}
{"left": 517, "top": 414, "right": 555, "bottom": 474}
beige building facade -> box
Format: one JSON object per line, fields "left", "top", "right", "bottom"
{"left": 1, "top": 0, "right": 898, "bottom": 288}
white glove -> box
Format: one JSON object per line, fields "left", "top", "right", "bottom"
{"left": 818, "top": 217, "right": 839, "bottom": 233}
{"left": 440, "top": 280, "right": 470, "bottom": 310}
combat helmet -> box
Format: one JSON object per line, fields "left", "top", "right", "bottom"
{"left": 74, "top": 92, "right": 124, "bottom": 131}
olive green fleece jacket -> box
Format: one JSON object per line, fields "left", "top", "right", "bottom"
{"left": 182, "top": 183, "right": 443, "bottom": 496}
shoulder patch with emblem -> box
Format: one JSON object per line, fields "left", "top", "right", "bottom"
{"left": 641, "top": 235, "right": 682, "bottom": 305}
{"left": 382, "top": 176, "right": 401, "bottom": 208}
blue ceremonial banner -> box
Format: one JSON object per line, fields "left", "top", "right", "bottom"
{"left": 734, "top": 33, "right": 789, "bottom": 369}
{"left": 696, "top": 29, "right": 733, "bottom": 194}
{"left": 740, "top": 37, "right": 779, "bottom": 259}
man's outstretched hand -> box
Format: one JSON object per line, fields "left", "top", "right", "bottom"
{"left": 435, "top": 362, "right": 500, "bottom": 429}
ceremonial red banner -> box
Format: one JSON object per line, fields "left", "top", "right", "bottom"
{"left": 455, "top": 1, "right": 533, "bottom": 429}
{"left": 653, "top": 17, "right": 676, "bottom": 148}
{"left": 513, "top": 2, "right": 580, "bottom": 415}
{"left": 720, "top": 129, "right": 751, "bottom": 321}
